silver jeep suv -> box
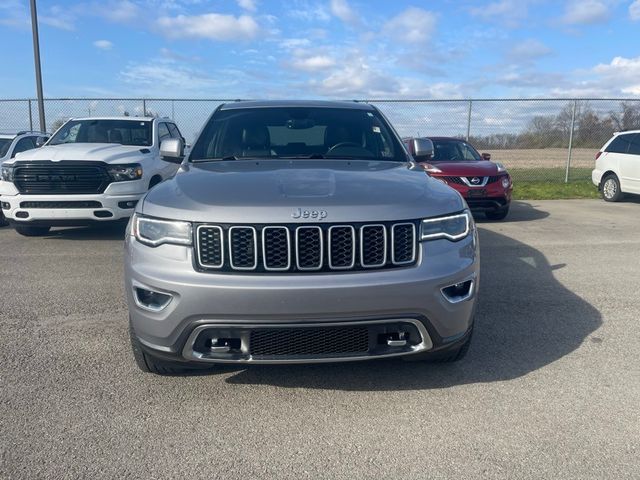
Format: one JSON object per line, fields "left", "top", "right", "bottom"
{"left": 125, "top": 101, "right": 479, "bottom": 374}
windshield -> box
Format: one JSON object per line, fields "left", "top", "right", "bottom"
{"left": 431, "top": 139, "right": 482, "bottom": 162}
{"left": 0, "top": 138, "right": 11, "bottom": 157}
{"left": 190, "top": 107, "right": 406, "bottom": 162}
{"left": 49, "top": 119, "right": 153, "bottom": 146}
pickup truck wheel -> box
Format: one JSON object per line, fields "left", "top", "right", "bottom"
{"left": 402, "top": 326, "right": 473, "bottom": 363}
{"left": 485, "top": 205, "right": 509, "bottom": 220}
{"left": 15, "top": 225, "right": 51, "bottom": 237}
{"left": 602, "top": 174, "right": 623, "bottom": 202}
{"left": 129, "top": 327, "right": 211, "bottom": 375}
{"left": 0, "top": 211, "right": 8, "bottom": 227}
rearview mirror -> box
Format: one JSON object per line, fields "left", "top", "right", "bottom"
{"left": 411, "top": 137, "right": 434, "bottom": 160}
{"left": 35, "top": 136, "right": 48, "bottom": 147}
{"left": 160, "top": 138, "right": 184, "bottom": 164}
{"left": 482, "top": 152, "right": 491, "bottom": 161}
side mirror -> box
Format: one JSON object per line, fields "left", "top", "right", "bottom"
{"left": 160, "top": 138, "right": 184, "bottom": 164}
{"left": 411, "top": 137, "right": 434, "bottom": 160}
{"left": 482, "top": 152, "right": 491, "bottom": 161}
{"left": 35, "top": 136, "right": 48, "bottom": 147}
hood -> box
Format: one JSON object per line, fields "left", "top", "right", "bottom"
{"left": 8, "top": 143, "right": 149, "bottom": 164}
{"left": 142, "top": 159, "right": 465, "bottom": 223}
{"left": 428, "top": 160, "right": 500, "bottom": 176}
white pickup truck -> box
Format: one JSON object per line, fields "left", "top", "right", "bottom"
{"left": 0, "top": 117, "right": 184, "bottom": 236}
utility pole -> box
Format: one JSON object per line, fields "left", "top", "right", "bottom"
{"left": 30, "top": 0, "right": 46, "bottom": 132}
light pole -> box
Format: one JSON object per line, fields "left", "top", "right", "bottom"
{"left": 30, "top": 0, "right": 46, "bottom": 133}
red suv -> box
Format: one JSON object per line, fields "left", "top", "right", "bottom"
{"left": 405, "top": 137, "right": 512, "bottom": 220}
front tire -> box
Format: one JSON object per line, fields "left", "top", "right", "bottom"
{"left": 129, "top": 327, "right": 209, "bottom": 375}
{"left": 485, "top": 205, "right": 509, "bottom": 220}
{"left": 0, "top": 211, "right": 8, "bottom": 227}
{"left": 15, "top": 225, "right": 51, "bottom": 236}
{"left": 602, "top": 174, "right": 623, "bottom": 202}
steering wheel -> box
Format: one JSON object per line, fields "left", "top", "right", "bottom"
{"left": 327, "top": 142, "right": 361, "bottom": 154}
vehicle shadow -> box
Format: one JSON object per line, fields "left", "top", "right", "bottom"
{"left": 40, "top": 222, "right": 128, "bottom": 241}
{"left": 473, "top": 200, "right": 550, "bottom": 224}
{"left": 221, "top": 214, "right": 601, "bottom": 390}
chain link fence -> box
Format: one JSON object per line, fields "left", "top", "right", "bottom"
{"left": 1, "top": 97, "right": 639, "bottom": 182}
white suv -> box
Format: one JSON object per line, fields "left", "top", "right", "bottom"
{"left": 0, "top": 117, "right": 184, "bottom": 236}
{"left": 592, "top": 130, "right": 640, "bottom": 202}
{"left": 0, "top": 131, "right": 50, "bottom": 226}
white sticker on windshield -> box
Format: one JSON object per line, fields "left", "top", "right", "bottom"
{"left": 367, "top": 112, "right": 374, "bottom": 117}
{"left": 372, "top": 126, "right": 381, "bottom": 133}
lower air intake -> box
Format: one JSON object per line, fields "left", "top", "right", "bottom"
{"left": 250, "top": 327, "right": 369, "bottom": 358}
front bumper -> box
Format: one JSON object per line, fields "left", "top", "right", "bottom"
{"left": 0, "top": 179, "right": 147, "bottom": 225}
{"left": 125, "top": 230, "right": 480, "bottom": 364}
{"left": 437, "top": 177, "right": 512, "bottom": 212}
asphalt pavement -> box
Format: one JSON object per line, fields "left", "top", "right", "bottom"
{"left": 1, "top": 199, "right": 638, "bottom": 479}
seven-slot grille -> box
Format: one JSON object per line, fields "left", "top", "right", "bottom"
{"left": 13, "top": 161, "right": 112, "bottom": 195}
{"left": 196, "top": 221, "right": 417, "bottom": 273}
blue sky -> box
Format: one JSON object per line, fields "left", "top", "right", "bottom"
{"left": 1, "top": 0, "right": 640, "bottom": 99}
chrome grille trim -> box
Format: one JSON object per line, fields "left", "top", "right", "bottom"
{"left": 391, "top": 223, "right": 417, "bottom": 265}
{"left": 360, "top": 224, "right": 387, "bottom": 268}
{"left": 295, "top": 226, "right": 324, "bottom": 271}
{"left": 228, "top": 226, "right": 258, "bottom": 271}
{"left": 196, "top": 225, "right": 224, "bottom": 269}
{"left": 194, "top": 221, "right": 418, "bottom": 273}
{"left": 262, "top": 226, "right": 291, "bottom": 271}
{"left": 328, "top": 225, "right": 356, "bottom": 270}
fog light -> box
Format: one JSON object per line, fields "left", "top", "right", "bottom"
{"left": 441, "top": 280, "right": 474, "bottom": 303}
{"left": 118, "top": 200, "right": 138, "bottom": 209}
{"left": 501, "top": 177, "right": 510, "bottom": 188}
{"left": 1, "top": 202, "right": 10, "bottom": 210}
{"left": 134, "top": 287, "right": 173, "bottom": 312}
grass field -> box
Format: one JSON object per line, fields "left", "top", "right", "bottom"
{"left": 512, "top": 180, "right": 599, "bottom": 200}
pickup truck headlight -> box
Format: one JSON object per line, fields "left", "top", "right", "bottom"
{"left": 132, "top": 213, "right": 192, "bottom": 247}
{"left": 1, "top": 165, "right": 14, "bottom": 182}
{"left": 421, "top": 210, "right": 472, "bottom": 241}
{"left": 107, "top": 163, "right": 143, "bottom": 182}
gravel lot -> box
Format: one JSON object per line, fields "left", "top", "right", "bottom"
{"left": 1, "top": 199, "right": 638, "bottom": 479}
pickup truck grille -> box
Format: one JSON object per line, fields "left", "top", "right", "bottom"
{"left": 196, "top": 221, "right": 417, "bottom": 273}
{"left": 12, "top": 162, "right": 112, "bottom": 195}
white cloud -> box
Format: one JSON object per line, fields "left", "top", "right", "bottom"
{"left": 156, "top": 13, "right": 260, "bottom": 40}
{"left": 280, "top": 38, "right": 312, "bottom": 49}
{"left": 291, "top": 55, "right": 336, "bottom": 71}
{"left": 383, "top": 7, "right": 436, "bottom": 45}
{"left": 93, "top": 40, "right": 114, "bottom": 50}
{"left": 92, "top": 0, "right": 141, "bottom": 23}
{"left": 561, "top": 0, "right": 609, "bottom": 25}
{"left": 237, "top": 0, "right": 257, "bottom": 12}
{"left": 469, "top": 0, "right": 530, "bottom": 27}
{"left": 592, "top": 56, "right": 640, "bottom": 95}
{"left": 507, "top": 39, "right": 552, "bottom": 60}
{"left": 630, "top": 0, "right": 640, "bottom": 21}
{"left": 330, "top": 0, "right": 358, "bottom": 25}
{"left": 121, "top": 63, "right": 217, "bottom": 92}
{"left": 287, "top": 1, "right": 331, "bottom": 22}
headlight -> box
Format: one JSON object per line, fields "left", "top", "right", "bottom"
{"left": 421, "top": 210, "right": 472, "bottom": 241}
{"left": 132, "top": 213, "right": 192, "bottom": 247}
{"left": 1, "top": 165, "right": 14, "bottom": 182}
{"left": 501, "top": 176, "right": 511, "bottom": 188}
{"left": 107, "top": 163, "right": 143, "bottom": 181}
{"left": 495, "top": 162, "right": 507, "bottom": 173}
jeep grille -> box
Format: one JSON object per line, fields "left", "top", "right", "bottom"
{"left": 195, "top": 221, "right": 417, "bottom": 273}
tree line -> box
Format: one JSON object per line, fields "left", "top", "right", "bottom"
{"left": 469, "top": 101, "right": 640, "bottom": 150}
